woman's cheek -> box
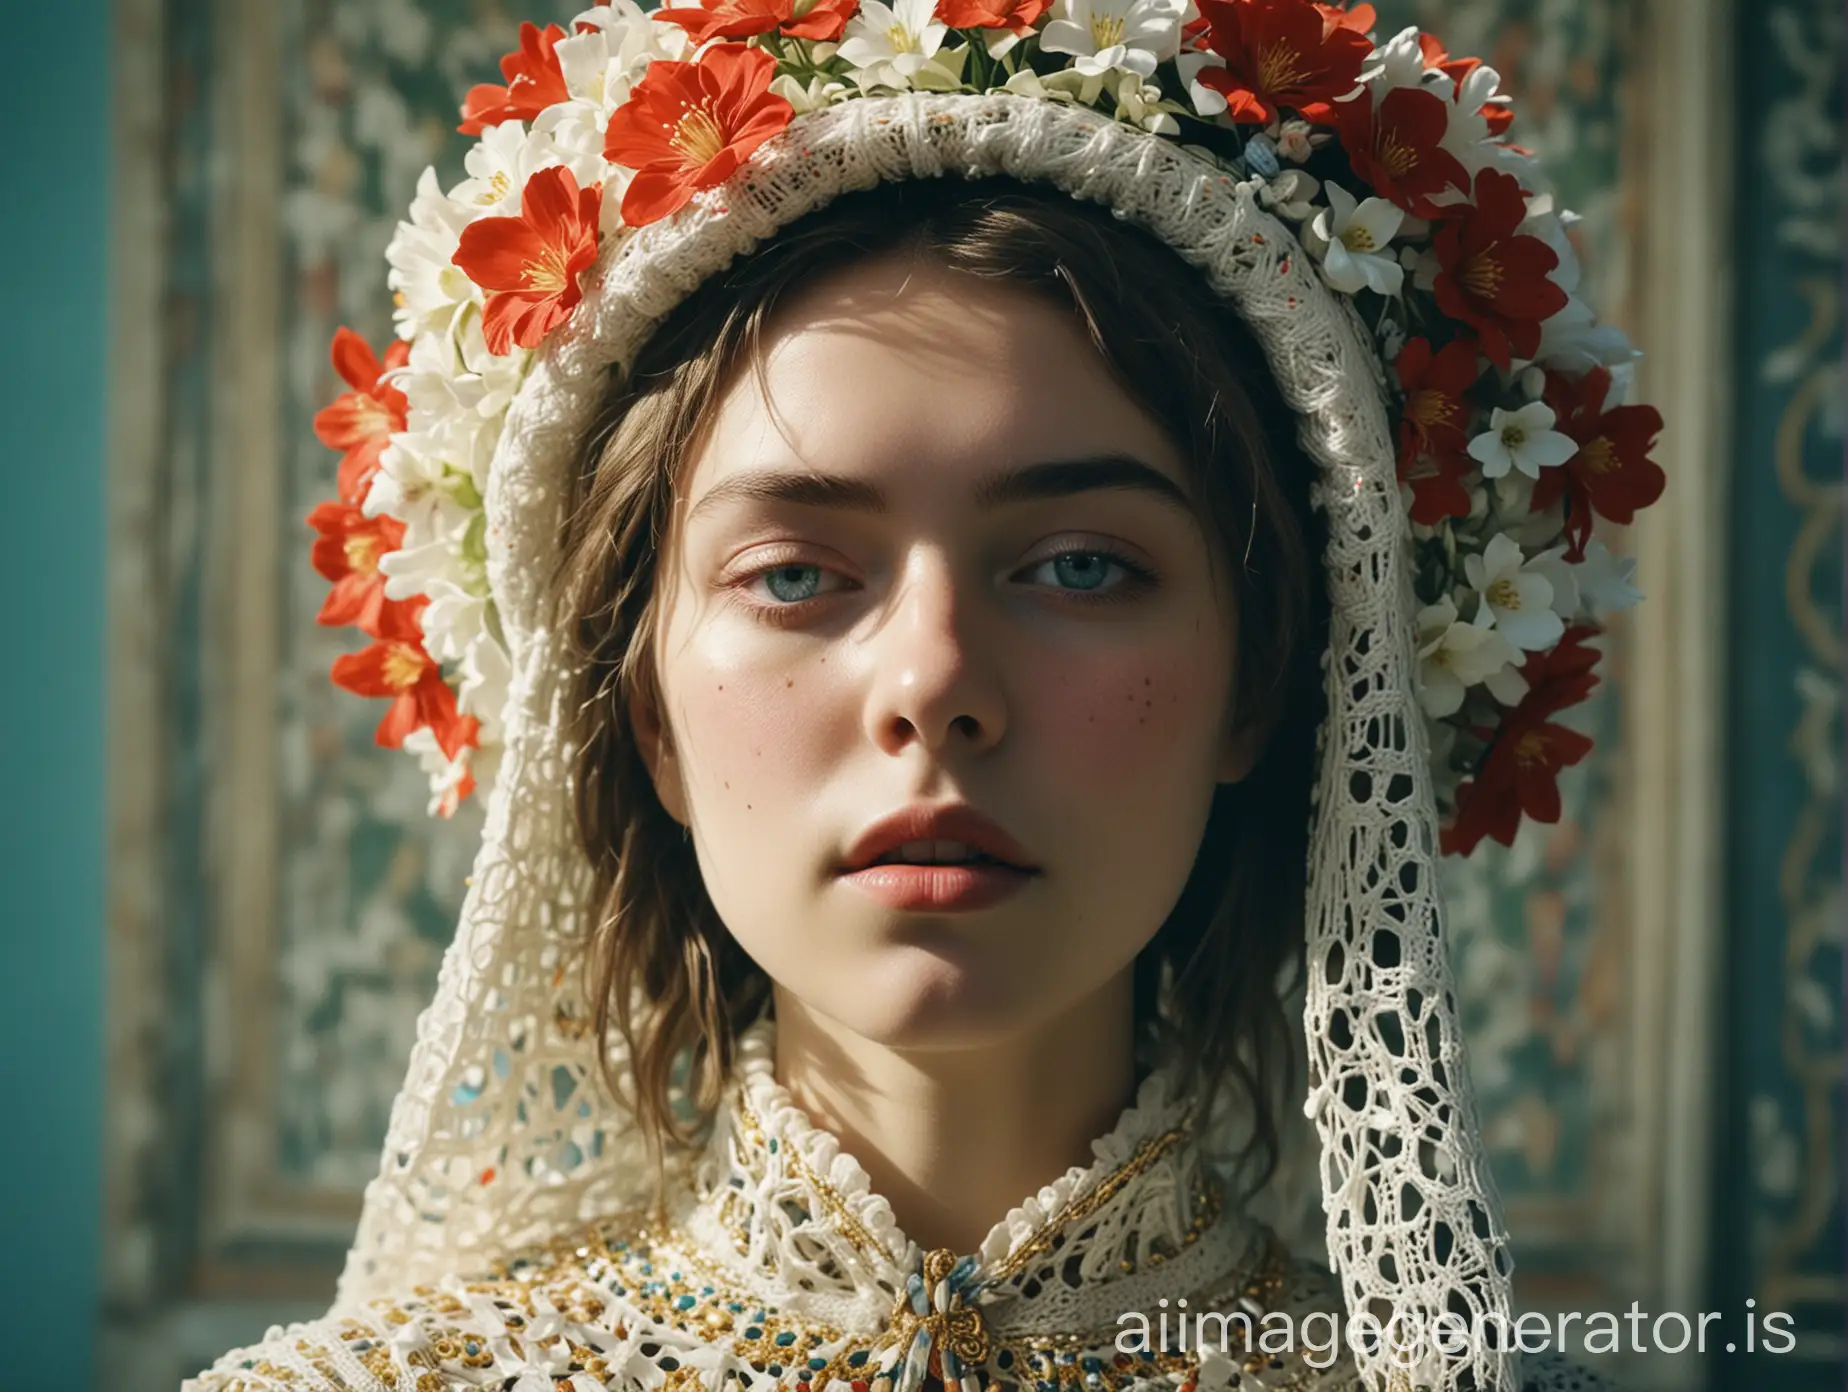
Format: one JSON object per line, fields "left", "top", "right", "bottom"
{"left": 670, "top": 640, "right": 850, "bottom": 819}
{"left": 1038, "top": 649, "right": 1230, "bottom": 790}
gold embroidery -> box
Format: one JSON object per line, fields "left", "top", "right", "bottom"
{"left": 888, "top": 1248, "right": 993, "bottom": 1368}
{"left": 734, "top": 1093, "right": 887, "bottom": 1258}
{"left": 985, "top": 1122, "right": 1199, "bottom": 1283}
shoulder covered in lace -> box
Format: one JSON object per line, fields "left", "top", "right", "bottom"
{"left": 180, "top": 1249, "right": 1622, "bottom": 1392}
{"left": 185, "top": 1224, "right": 1372, "bottom": 1392}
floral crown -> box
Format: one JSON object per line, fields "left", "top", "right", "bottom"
{"left": 309, "top": 0, "right": 1664, "bottom": 856}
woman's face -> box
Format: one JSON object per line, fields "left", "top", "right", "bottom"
{"left": 639, "top": 253, "right": 1255, "bottom": 1051}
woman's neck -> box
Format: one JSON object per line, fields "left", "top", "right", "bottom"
{"left": 771, "top": 973, "right": 1138, "bottom": 1257}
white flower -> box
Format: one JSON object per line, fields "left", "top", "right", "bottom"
{"left": 1359, "top": 26, "right": 1434, "bottom": 94}
{"left": 459, "top": 631, "right": 514, "bottom": 744}
{"left": 1001, "top": 65, "right": 1105, "bottom": 104}
{"left": 553, "top": 30, "right": 615, "bottom": 105}
{"left": 1572, "top": 538, "right": 1644, "bottom": 617}
{"left": 573, "top": 0, "right": 692, "bottom": 80}
{"left": 1040, "top": 0, "right": 1183, "bottom": 78}
{"left": 389, "top": 322, "right": 523, "bottom": 496}
{"left": 379, "top": 528, "right": 471, "bottom": 603}
{"left": 838, "top": 0, "right": 947, "bottom": 87}
{"left": 1111, "top": 71, "right": 1180, "bottom": 134}
{"left": 771, "top": 72, "right": 854, "bottom": 114}
{"left": 1464, "top": 532, "right": 1566, "bottom": 651}
{"left": 906, "top": 41, "right": 974, "bottom": 92}
{"left": 1539, "top": 294, "right": 1641, "bottom": 374}
{"left": 386, "top": 167, "right": 477, "bottom": 339}
{"left": 1442, "top": 63, "right": 1509, "bottom": 173}
{"left": 1174, "top": 50, "right": 1226, "bottom": 116}
{"left": 451, "top": 120, "right": 547, "bottom": 213}
{"left": 1466, "top": 401, "right": 1578, "bottom": 479}
{"left": 1256, "top": 169, "right": 1321, "bottom": 222}
{"left": 1526, "top": 546, "right": 1581, "bottom": 620}
{"left": 419, "top": 579, "right": 490, "bottom": 664}
{"left": 365, "top": 439, "right": 475, "bottom": 540}
{"left": 1416, "top": 597, "right": 1522, "bottom": 718}
{"left": 533, "top": 98, "right": 626, "bottom": 196}
{"left": 1310, "top": 182, "right": 1406, "bottom": 295}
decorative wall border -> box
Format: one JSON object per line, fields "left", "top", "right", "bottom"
{"left": 1620, "top": 3, "right": 1736, "bottom": 1388}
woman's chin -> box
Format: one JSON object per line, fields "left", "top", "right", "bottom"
{"left": 811, "top": 943, "right": 1041, "bottom": 1052}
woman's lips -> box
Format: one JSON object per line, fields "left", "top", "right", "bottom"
{"left": 838, "top": 861, "right": 1035, "bottom": 912}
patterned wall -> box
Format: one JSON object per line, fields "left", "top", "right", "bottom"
{"left": 272, "top": 0, "right": 581, "bottom": 1194}
{"left": 105, "top": 0, "right": 1842, "bottom": 1388}
{"left": 1717, "top": 2, "right": 1845, "bottom": 1387}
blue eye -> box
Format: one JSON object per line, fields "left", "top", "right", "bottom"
{"left": 761, "top": 564, "right": 825, "bottom": 602}
{"left": 1031, "top": 551, "right": 1125, "bottom": 592}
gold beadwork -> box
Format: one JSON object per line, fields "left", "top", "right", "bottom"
{"left": 887, "top": 1248, "right": 993, "bottom": 1368}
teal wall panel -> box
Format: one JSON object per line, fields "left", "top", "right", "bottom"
{"left": 0, "top": 4, "right": 110, "bottom": 1388}
{"left": 1718, "top": 2, "right": 1846, "bottom": 1388}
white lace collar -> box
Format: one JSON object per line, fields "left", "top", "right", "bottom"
{"left": 679, "top": 1022, "right": 1269, "bottom": 1344}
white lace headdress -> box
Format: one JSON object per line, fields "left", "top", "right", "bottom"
{"left": 304, "top": 4, "right": 1667, "bottom": 1389}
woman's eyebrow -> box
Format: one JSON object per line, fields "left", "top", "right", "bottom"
{"left": 685, "top": 453, "right": 1193, "bottom": 523}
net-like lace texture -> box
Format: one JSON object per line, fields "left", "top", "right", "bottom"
{"left": 334, "top": 93, "right": 1518, "bottom": 1391}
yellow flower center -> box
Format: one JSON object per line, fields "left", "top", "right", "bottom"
{"left": 1464, "top": 251, "right": 1504, "bottom": 300}
{"left": 1488, "top": 578, "right": 1522, "bottom": 611}
{"left": 1089, "top": 12, "right": 1126, "bottom": 49}
{"left": 351, "top": 397, "right": 392, "bottom": 436}
{"left": 381, "top": 643, "right": 427, "bottom": 692}
{"left": 887, "top": 21, "right": 921, "bottom": 52}
{"left": 521, "top": 243, "right": 572, "bottom": 293}
{"left": 1342, "top": 225, "right": 1378, "bottom": 253}
{"left": 1257, "top": 40, "right": 1308, "bottom": 94}
{"left": 1374, "top": 131, "right": 1411, "bottom": 179}
{"left": 1513, "top": 730, "right": 1550, "bottom": 770}
{"left": 671, "top": 103, "right": 727, "bottom": 167}
{"left": 1409, "top": 390, "right": 1454, "bottom": 433}
{"left": 478, "top": 170, "right": 513, "bottom": 205}
{"left": 1500, "top": 423, "right": 1528, "bottom": 452}
{"left": 1579, "top": 435, "right": 1617, "bottom": 474}
{"left": 344, "top": 533, "right": 382, "bottom": 576}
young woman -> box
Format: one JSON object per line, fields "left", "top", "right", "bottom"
{"left": 199, "top": 3, "right": 1663, "bottom": 1389}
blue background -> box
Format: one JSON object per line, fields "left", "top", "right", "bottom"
{"left": 1, "top": 5, "right": 108, "bottom": 1388}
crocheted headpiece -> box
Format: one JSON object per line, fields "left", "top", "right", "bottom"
{"left": 308, "top": 3, "right": 1665, "bottom": 1388}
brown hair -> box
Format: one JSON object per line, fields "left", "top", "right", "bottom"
{"left": 555, "top": 176, "right": 1329, "bottom": 1192}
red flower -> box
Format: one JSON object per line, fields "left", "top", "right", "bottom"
{"left": 1333, "top": 85, "right": 1471, "bottom": 217}
{"left": 603, "top": 44, "right": 794, "bottom": 228}
{"left": 1394, "top": 336, "right": 1482, "bottom": 524}
{"left": 937, "top": 0, "right": 1050, "bottom": 34}
{"left": 1536, "top": 366, "right": 1668, "bottom": 560}
{"left": 658, "top": 0, "right": 859, "bottom": 42}
{"left": 313, "top": 328, "right": 410, "bottom": 504}
{"left": 1315, "top": 2, "right": 1374, "bottom": 35}
{"left": 453, "top": 165, "right": 603, "bottom": 355}
{"left": 332, "top": 633, "right": 479, "bottom": 761}
{"left": 459, "top": 22, "right": 572, "bottom": 135}
{"left": 1418, "top": 33, "right": 1515, "bottom": 136}
{"left": 1431, "top": 168, "right": 1569, "bottom": 370}
{"left": 1191, "top": 0, "right": 1373, "bottom": 126}
{"left": 307, "top": 501, "right": 421, "bottom": 641}
{"left": 1442, "top": 627, "right": 1602, "bottom": 855}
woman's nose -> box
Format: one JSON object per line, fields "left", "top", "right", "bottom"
{"left": 861, "top": 552, "right": 1007, "bottom": 759}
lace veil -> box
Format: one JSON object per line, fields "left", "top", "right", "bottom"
{"left": 336, "top": 92, "right": 1519, "bottom": 1391}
